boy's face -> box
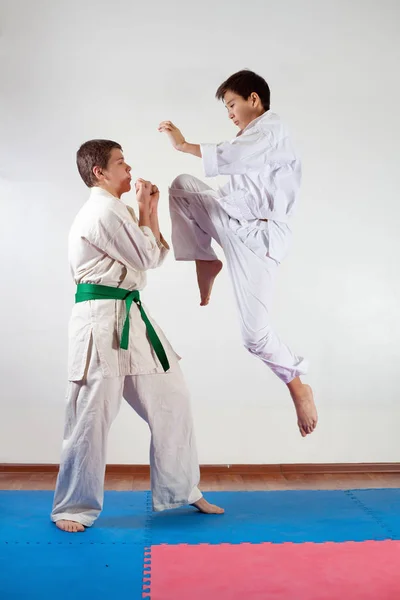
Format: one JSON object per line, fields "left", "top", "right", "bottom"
{"left": 95, "top": 148, "right": 132, "bottom": 198}
{"left": 223, "top": 91, "right": 265, "bottom": 131}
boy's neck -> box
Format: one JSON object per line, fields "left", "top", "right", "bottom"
{"left": 249, "top": 109, "right": 267, "bottom": 125}
{"left": 238, "top": 110, "right": 267, "bottom": 136}
{"left": 96, "top": 183, "right": 122, "bottom": 199}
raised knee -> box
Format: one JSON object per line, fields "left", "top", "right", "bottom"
{"left": 170, "top": 173, "right": 194, "bottom": 191}
{"left": 169, "top": 173, "right": 200, "bottom": 191}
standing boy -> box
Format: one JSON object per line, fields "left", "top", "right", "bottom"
{"left": 51, "top": 139, "right": 223, "bottom": 533}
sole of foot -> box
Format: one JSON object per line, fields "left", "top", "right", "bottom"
{"left": 195, "top": 259, "right": 223, "bottom": 306}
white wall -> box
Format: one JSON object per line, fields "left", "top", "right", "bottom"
{"left": 1, "top": 0, "right": 399, "bottom": 464}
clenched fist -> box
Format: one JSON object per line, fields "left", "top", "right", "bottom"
{"left": 135, "top": 179, "right": 152, "bottom": 204}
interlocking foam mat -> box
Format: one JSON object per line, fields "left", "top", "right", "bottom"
{"left": 1, "top": 489, "right": 400, "bottom": 598}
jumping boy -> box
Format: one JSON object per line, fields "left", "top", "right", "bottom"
{"left": 159, "top": 70, "right": 318, "bottom": 437}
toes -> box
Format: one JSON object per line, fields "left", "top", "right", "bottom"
{"left": 55, "top": 520, "right": 84, "bottom": 533}
{"left": 193, "top": 500, "right": 224, "bottom": 514}
{"left": 57, "top": 520, "right": 67, "bottom": 532}
{"left": 309, "top": 419, "right": 317, "bottom": 432}
{"left": 298, "top": 424, "right": 307, "bottom": 437}
{"left": 210, "top": 505, "right": 224, "bottom": 514}
{"left": 299, "top": 420, "right": 317, "bottom": 436}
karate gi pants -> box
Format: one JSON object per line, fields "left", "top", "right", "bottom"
{"left": 51, "top": 337, "right": 202, "bottom": 527}
{"left": 169, "top": 174, "right": 308, "bottom": 384}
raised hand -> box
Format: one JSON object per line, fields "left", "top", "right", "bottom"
{"left": 158, "top": 121, "right": 186, "bottom": 151}
{"left": 135, "top": 179, "right": 152, "bottom": 205}
{"left": 149, "top": 184, "right": 160, "bottom": 214}
{"left": 150, "top": 184, "right": 159, "bottom": 203}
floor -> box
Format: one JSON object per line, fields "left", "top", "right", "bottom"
{"left": 1, "top": 471, "right": 400, "bottom": 491}
{"left": 3, "top": 474, "right": 400, "bottom": 598}
{"left": 3, "top": 486, "right": 400, "bottom": 599}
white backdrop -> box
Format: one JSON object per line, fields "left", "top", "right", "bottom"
{"left": 1, "top": 0, "right": 399, "bottom": 464}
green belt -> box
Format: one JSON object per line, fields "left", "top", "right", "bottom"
{"left": 75, "top": 283, "right": 170, "bottom": 372}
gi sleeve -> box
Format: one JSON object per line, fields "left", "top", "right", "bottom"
{"left": 105, "top": 219, "right": 169, "bottom": 271}
{"left": 200, "top": 128, "right": 274, "bottom": 178}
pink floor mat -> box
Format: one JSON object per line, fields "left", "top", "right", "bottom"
{"left": 147, "top": 540, "right": 400, "bottom": 599}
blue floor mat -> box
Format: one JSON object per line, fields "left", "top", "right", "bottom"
{"left": 1, "top": 489, "right": 396, "bottom": 546}
{"left": 349, "top": 488, "right": 400, "bottom": 539}
{"left": 0, "top": 491, "right": 150, "bottom": 599}
{"left": 0, "top": 491, "right": 149, "bottom": 544}
{"left": 151, "top": 490, "right": 392, "bottom": 544}
{"left": 0, "top": 542, "right": 145, "bottom": 600}
{"left": 1, "top": 488, "right": 399, "bottom": 599}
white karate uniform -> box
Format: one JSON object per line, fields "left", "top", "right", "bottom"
{"left": 169, "top": 111, "right": 308, "bottom": 384}
{"left": 51, "top": 187, "right": 202, "bottom": 527}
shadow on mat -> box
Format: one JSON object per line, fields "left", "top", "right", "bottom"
{"left": 95, "top": 515, "right": 145, "bottom": 529}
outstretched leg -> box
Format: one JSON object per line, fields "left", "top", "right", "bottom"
{"left": 169, "top": 174, "right": 316, "bottom": 436}
{"left": 223, "top": 240, "right": 317, "bottom": 436}
{"left": 123, "top": 364, "right": 224, "bottom": 514}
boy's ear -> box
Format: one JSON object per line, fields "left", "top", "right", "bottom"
{"left": 93, "top": 165, "right": 103, "bottom": 181}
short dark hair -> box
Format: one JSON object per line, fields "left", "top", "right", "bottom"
{"left": 76, "top": 139, "right": 122, "bottom": 188}
{"left": 216, "top": 70, "right": 271, "bottom": 111}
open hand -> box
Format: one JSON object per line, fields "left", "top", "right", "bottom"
{"left": 158, "top": 121, "right": 186, "bottom": 151}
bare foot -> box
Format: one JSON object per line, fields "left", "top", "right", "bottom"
{"left": 55, "top": 519, "right": 85, "bottom": 533}
{"left": 192, "top": 497, "right": 225, "bottom": 514}
{"left": 288, "top": 380, "right": 318, "bottom": 437}
{"left": 195, "top": 260, "right": 223, "bottom": 306}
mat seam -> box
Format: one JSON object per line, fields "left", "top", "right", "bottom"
{"left": 1, "top": 490, "right": 149, "bottom": 546}
{"left": 345, "top": 490, "right": 396, "bottom": 539}
{"left": 1, "top": 540, "right": 146, "bottom": 546}
{"left": 142, "top": 490, "right": 152, "bottom": 599}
